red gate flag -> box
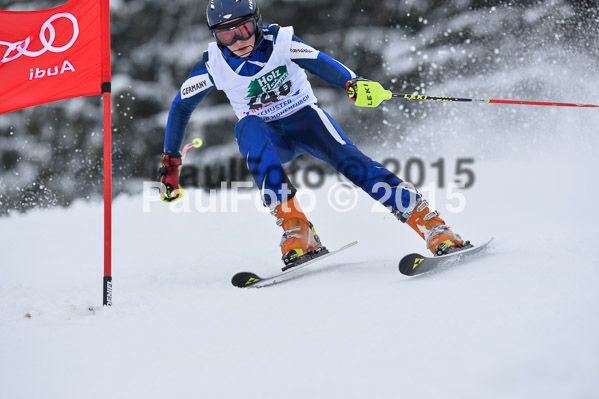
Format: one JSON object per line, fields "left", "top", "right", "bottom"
{"left": 0, "top": 0, "right": 113, "bottom": 306}
{"left": 0, "top": 0, "right": 111, "bottom": 114}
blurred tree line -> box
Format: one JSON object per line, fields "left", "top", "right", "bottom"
{"left": 0, "top": 0, "right": 597, "bottom": 215}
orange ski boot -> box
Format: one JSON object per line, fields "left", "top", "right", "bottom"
{"left": 271, "top": 196, "right": 327, "bottom": 270}
{"left": 406, "top": 199, "right": 471, "bottom": 256}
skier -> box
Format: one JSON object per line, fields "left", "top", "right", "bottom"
{"left": 158, "top": 0, "right": 471, "bottom": 268}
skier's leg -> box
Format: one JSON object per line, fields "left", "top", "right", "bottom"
{"left": 274, "top": 106, "right": 417, "bottom": 216}
{"left": 235, "top": 115, "right": 324, "bottom": 265}
{"left": 277, "top": 105, "right": 469, "bottom": 255}
{"left": 234, "top": 115, "right": 297, "bottom": 207}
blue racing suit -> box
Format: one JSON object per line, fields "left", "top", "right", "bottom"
{"left": 164, "top": 24, "right": 419, "bottom": 219}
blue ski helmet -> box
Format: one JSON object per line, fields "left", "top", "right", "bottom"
{"left": 206, "top": 0, "right": 263, "bottom": 34}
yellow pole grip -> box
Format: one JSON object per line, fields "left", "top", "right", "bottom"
{"left": 352, "top": 81, "right": 392, "bottom": 108}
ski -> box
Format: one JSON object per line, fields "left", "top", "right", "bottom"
{"left": 231, "top": 241, "right": 358, "bottom": 288}
{"left": 399, "top": 238, "right": 494, "bottom": 276}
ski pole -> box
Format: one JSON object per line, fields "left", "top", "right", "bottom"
{"left": 349, "top": 80, "right": 599, "bottom": 108}
{"left": 159, "top": 138, "right": 203, "bottom": 204}
{"left": 181, "top": 137, "right": 204, "bottom": 158}
{"left": 392, "top": 93, "right": 599, "bottom": 108}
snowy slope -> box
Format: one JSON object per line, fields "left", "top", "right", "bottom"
{"left": 1, "top": 123, "right": 599, "bottom": 398}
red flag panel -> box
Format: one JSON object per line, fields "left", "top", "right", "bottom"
{"left": 0, "top": 0, "right": 108, "bottom": 114}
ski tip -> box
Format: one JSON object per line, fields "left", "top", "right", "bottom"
{"left": 398, "top": 253, "right": 426, "bottom": 276}
{"left": 398, "top": 238, "right": 495, "bottom": 276}
{"left": 231, "top": 272, "right": 262, "bottom": 288}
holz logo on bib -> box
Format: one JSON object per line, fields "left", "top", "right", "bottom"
{"left": 247, "top": 65, "right": 288, "bottom": 97}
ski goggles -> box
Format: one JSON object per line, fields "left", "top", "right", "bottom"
{"left": 212, "top": 18, "right": 257, "bottom": 47}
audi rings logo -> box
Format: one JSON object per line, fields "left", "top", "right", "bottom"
{"left": 0, "top": 13, "right": 79, "bottom": 63}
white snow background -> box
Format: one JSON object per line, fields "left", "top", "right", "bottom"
{"left": 2, "top": 9, "right": 599, "bottom": 399}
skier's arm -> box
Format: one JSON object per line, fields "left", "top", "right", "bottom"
{"left": 164, "top": 51, "right": 214, "bottom": 156}
{"left": 289, "top": 36, "right": 357, "bottom": 89}
{"left": 288, "top": 35, "right": 390, "bottom": 107}
{"left": 160, "top": 52, "right": 214, "bottom": 202}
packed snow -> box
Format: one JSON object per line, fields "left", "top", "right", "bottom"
{"left": 2, "top": 108, "right": 598, "bottom": 398}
